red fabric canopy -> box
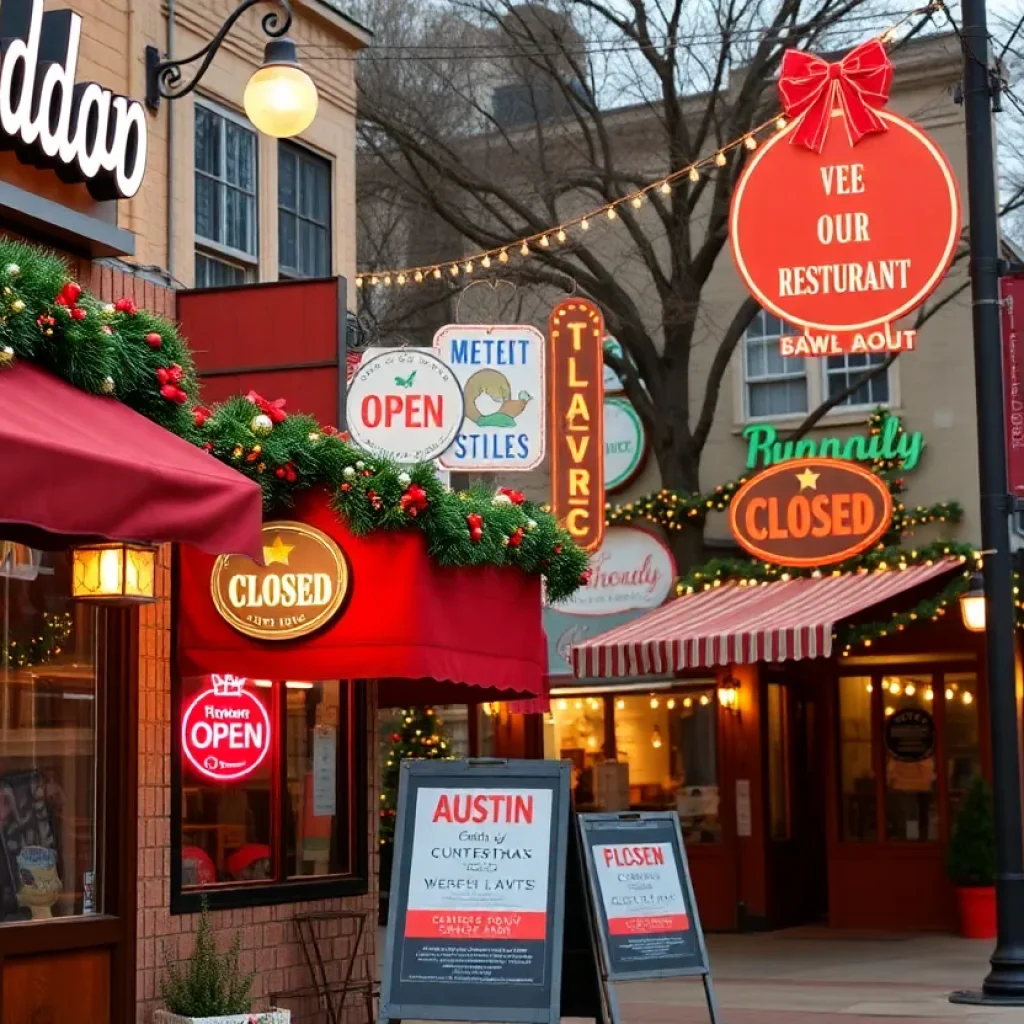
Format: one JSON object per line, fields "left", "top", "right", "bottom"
{"left": 177, "top": 490, "right": 547, "bottom": 702}
{"left": 0, "top": 362, "right": 263, "bottom": 558}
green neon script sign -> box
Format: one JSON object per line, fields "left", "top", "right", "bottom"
{"left": 744, "top": 415, "right": 924, "bottom": 472}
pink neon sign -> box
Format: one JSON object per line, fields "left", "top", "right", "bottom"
{"left": 181, "top": 675, "right": 272, "bottom": 782}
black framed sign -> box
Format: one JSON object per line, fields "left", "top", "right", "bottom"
{"left": 379, "top": 758, "right": 571, "bottom": 1024}
{"left": 578, "top": 812, "right": 719, "bottom": 1021}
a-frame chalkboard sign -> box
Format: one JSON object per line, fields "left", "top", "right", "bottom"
{"left": 378, "top": 758, "right": 572, "bottom": 1024}
{"left": 577, "top": 811, "right": 720, "bottom": 1023}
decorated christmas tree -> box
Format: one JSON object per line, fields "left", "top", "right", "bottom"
{"left": 380, "top": 707, "right": 452, "bottom": 852}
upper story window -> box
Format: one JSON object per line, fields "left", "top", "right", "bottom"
{"left": 825, "top": 354, "right": 890, "bottom": 408}
{"left": 743, "top": 310, "right": 808, "bottom": 419}
{"left": 278, "top": 142, "right": 332, "bottom": 279}
{"left": 194, "top": 101, "right": 258, "bottom": 287}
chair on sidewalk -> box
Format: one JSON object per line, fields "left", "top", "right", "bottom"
{"left": 270, "top": 909, "right": 378, "bottom": 1024}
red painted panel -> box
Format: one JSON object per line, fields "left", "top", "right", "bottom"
{"left": 179, "top": 279, "right": 343, "bottom": 428}
{"left": 200, "top": 367, "right": 339, "bottom": 427}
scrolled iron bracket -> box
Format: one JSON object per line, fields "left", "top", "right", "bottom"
{"left": 144, "top": 0, "right": 293, "bottom": 111}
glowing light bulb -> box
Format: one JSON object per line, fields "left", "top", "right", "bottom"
{"left": 905, "top": 683, "right": 916, "bottom": 696}
{"left": 865, "top": 682, "right": 873, "bottom": 693}
{"left": 520, "top": 242, "right": 529, "bottom": 256}
{"left": 925, "top": 688, "right": 934, "bottom": 701}
{"left": 667, "top": 698, "right": 676, "bottom": 709}
{"left": 699, "top": 694, "right": 710, "bottom": 706}
{"left": 580, "top": 218, "right": 590, "bottom": 231}
{"left": 607, "top": 207, "right": 617, "bottom": 220}
{"left": 962, "top": 691, "right": 974, "bottom": 705}
{"left": 650, "top": 696, "right": 659, "bottom": 709}
{"left": 616, "top": 698, "right": 625, "bottom": 710}
{"left": 499, "top": 250, "right": 509, "bottom": 263}
{"left": 688, "top": 167, "right": 699, "bottom": 182}
{"left": 945, "top": 688, "right": 955, "bottom": 701}
{"left": 557, "top": 699, "right": 567, "bottom": 711}
{"left": 885, "top": 705, "right": 895, "bottom": 716}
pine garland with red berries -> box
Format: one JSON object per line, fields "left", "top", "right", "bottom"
{"left": 0, "top": 240, "right": 590, "bottom": 601}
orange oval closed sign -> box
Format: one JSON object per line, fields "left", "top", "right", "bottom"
{"left": 728, "top": 459, "right": 893, "bottom": 567}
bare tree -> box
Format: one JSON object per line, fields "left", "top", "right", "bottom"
{"left": 354, "top": 0, "right": 1018, "bottom": 566}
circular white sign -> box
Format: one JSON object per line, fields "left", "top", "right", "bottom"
{"left": 551, "top": 527, "right": 676, "bottom": 616}
{"left": 346, "top": 348, "right": 465, "bottom": 463}
{"left": 604, "top": 397, "right": 647, "bottom": 492}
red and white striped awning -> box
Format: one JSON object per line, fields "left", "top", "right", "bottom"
{"left": 571, "top": 560, "right": 961, "bottom": 679}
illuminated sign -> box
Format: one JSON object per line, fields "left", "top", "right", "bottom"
{"left": 549, "top": 298, "right": 605, "bottom": 552}
{"left": 181, "top": 675, "right": 272, "bottom": 782}
{"left": 729, "top": 41, "right": 960, "bottom": 357}
{"left": 433, "top": 323, "right": 546, "bottom": 472}
{"left": 744, "top": 416, "right": 923, "bottom": 471}
{"left": 728, "top": 458, "right": 892, "bottom": 567}
{"left": 211, "top": 521, "right": 348, "bottom": 640}
{"left": 0, "top": 0, "right": 148, "bottom": 200}
{"left": 346, "top": 347, "right": 464, "bottom": 464}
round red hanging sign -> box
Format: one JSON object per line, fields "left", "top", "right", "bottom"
{"left": 729, "top": 41, "right": 961, "bottom": 357}
{"left": 181, "top": 675, "right": 272, "bottom": 782}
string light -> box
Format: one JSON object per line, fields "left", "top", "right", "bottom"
{"left": 557, "top": 228, "right": 567, "bottom": 243}
{"left": 540, "top": 234, "right": 550, "bottom": 247}
{"left": 356, "top": 10, "right": 936, "bottom": 285}
{"left": 499, "top": 250, "right": 509, "bottom": 263}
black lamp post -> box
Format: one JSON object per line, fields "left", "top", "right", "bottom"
{"left": 948, "top": 0, "right": 1024, "bottom": 1004}
{"left": 144, "top": 0, "right": 318, "bottom": 138}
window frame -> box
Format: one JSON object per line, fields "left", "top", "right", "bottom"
{"left": 193, "top": 98, "right": 260, "bottom": 277}
{"left": 170, "top": 669, "right": 368, "bottom": 914}
{"left": 277, "top": 139, "right": 333, "bottom": 280}
{"left": 742, "top": 312, "right": 809, "bottom": 421}
{"left": 821, "top": 354, "right": 892, "bottom": 411}
{"left": 834, "top": 663, "right": 983, "bottom": 847}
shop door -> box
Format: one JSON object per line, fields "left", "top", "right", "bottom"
{"left": 765, "top": 673, "right": 828, "bottom": 927}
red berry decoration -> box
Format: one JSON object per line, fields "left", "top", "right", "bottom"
{"left": 580, "top": 569, "right": 593, "bottom": 584}
{"left": 368, "top": 490, "right": 383, "bottom": 511}
{"left": 498, "top": 486, "right": 526, "bottom": 505}
{"left": 114, "top": 297, "right": 137, "bottom": 314}
{"left": 193, "top": 405, "right": 211, "bottom": 427}
{"left": 145, "top": 332, "right": 162, "bottom": 349}
{"left": 466, "top": 512, "right": 484, "bottom": 543}
{"left": 399, "top": 484, "right": 429, "bottom": 517}
{"left": 340, "top": 482, "right": 351, "bottom": 492}
{"left": 508, "top": 527, "right": 525, "bottom": 548}
{"left": 56, "top": 282, "right": 82, "bottom": 307}
{"left": 274, "top": 462, "right": 298, "bottom": 482}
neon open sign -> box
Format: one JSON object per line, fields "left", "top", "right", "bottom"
{"left": 181, "top": 675, "right": 272, "bottom": 782}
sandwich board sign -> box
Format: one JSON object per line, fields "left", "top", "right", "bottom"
{"left": 379, "top": 758, "right": 572, "bottom": 1024}
{"left": 577, "top": 811, "right": 719, "bottom": 1022}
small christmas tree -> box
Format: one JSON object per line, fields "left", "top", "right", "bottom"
{"left": 948, "top": 777, "right": 996, "bottom": 888}
{"left": 380, "top": 706, "right": 452, "bottom": 853}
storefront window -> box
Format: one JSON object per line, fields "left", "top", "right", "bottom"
{"left": 883, "top": 675, "right": 938, "bottom": 842}
{"left": 546, "top": 690, "right": 719, "bottom": 841}
{"left": 0, "top": 545, "right": 99, "bottom": 921}
{"left": 174, "top": 677, "right": 366, "bottom": 910}
{"left": 839, "top": 676, "right": 876, "bottom": 840}
{"left": 944, "top": 672, "right": 980, "bottom": 821}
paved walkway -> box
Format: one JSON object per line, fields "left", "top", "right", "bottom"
{"left": 608, "top": 928, "right": 1021, "bottom": 1023}
{"left": 377, "top": 927, "right": 1024, "bottom": 1023}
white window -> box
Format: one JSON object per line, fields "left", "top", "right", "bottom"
{"left": 743, "top": 310, "right": 808, "bottom": 418}
{"left": 278, "top": 142, "right": 332, "bottom": 279}
{"left": 824, "top": 354, "right": 890, "bottom": 408}
{"left": 194, "top": 101, "right": 258, "bottom": 287}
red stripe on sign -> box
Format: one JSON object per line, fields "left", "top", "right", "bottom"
{"left": 405, "top": 909, "right": 547, "bottom": 940}
{"left": 608, "top": 914, "right": 689, "bottom": 935}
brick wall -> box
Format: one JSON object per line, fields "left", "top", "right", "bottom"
{"left": 137, "top": 548, "right": 380, "bottom": 1023}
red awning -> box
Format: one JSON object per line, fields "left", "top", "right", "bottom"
{"left": 0, "top": 362, "right": 263, "bottom": 558}
{"left": 177, "top": 490, "right": 546, "bottom": 702}
{"left": 572, "top": 560, "right": 960, "bottom": 679}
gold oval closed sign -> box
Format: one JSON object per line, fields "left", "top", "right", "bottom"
{"left": 211, "top": 521, "right": 349, "bottom": 640}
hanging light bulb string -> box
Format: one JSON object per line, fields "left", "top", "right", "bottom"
{"left": 356, "top": 1, "right": 944, "bottom": 289}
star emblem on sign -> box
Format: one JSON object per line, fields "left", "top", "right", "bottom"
{"left": 796, "top": 468, "right": 821, "bottom": 491}
{"left": 262, "top": 534, "right": 295, "bottom": 565}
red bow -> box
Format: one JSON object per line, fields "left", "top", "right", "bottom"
{"left": 778, "top": 39, "right": 892, "bottom": 153}
{"left": 400, "top": 483, "right": 429, "bottom": 517}
{"left": 498, "top": 487, "right": 526, "bottom": 505}
{"left": 246, "top": 391, "right": 288, "bottom": 423}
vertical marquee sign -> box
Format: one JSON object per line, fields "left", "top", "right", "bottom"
{"left": 379, "top": 758, "right": 571, "bottom": 1024}
{"left": 729, "top": 41, "right": 961, "bottom": 356}
{"left": 549, "top": 299, "right": 605, "bottom": 552}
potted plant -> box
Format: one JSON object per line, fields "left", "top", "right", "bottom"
{"left": 947, "top": 776, "right": 997, "bottom": 939}
{"left": 155, "top": 900, "right": 289, "bottom": 1024}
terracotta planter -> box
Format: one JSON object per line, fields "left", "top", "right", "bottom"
{"left": 955, "top": 886, "right": 996, "bottom": 939}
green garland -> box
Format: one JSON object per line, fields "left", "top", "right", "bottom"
{"left": 0, "top": 240, "right": 589, "bottom": 602}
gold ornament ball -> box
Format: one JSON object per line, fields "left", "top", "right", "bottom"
{"left": 101, "top": 376, "right": 115, "bottom": 394}
{"left": 0, "top": 345, "right": 14, "bottom": 366}
{"left": 250, "top": 413, "right": 274, "bottom": 436}
{"left": 10, "top": 299, "right": 24, "bottom": 313}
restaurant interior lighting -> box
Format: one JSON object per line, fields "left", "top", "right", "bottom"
{"left": 959, "top": 572, "right": 987, "bottom": 632}
{"left": 72, "top": 541, "right": 156, "bottom": 604}
{"left": 717, "top": 678, "right": 740, "bottom": 713}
